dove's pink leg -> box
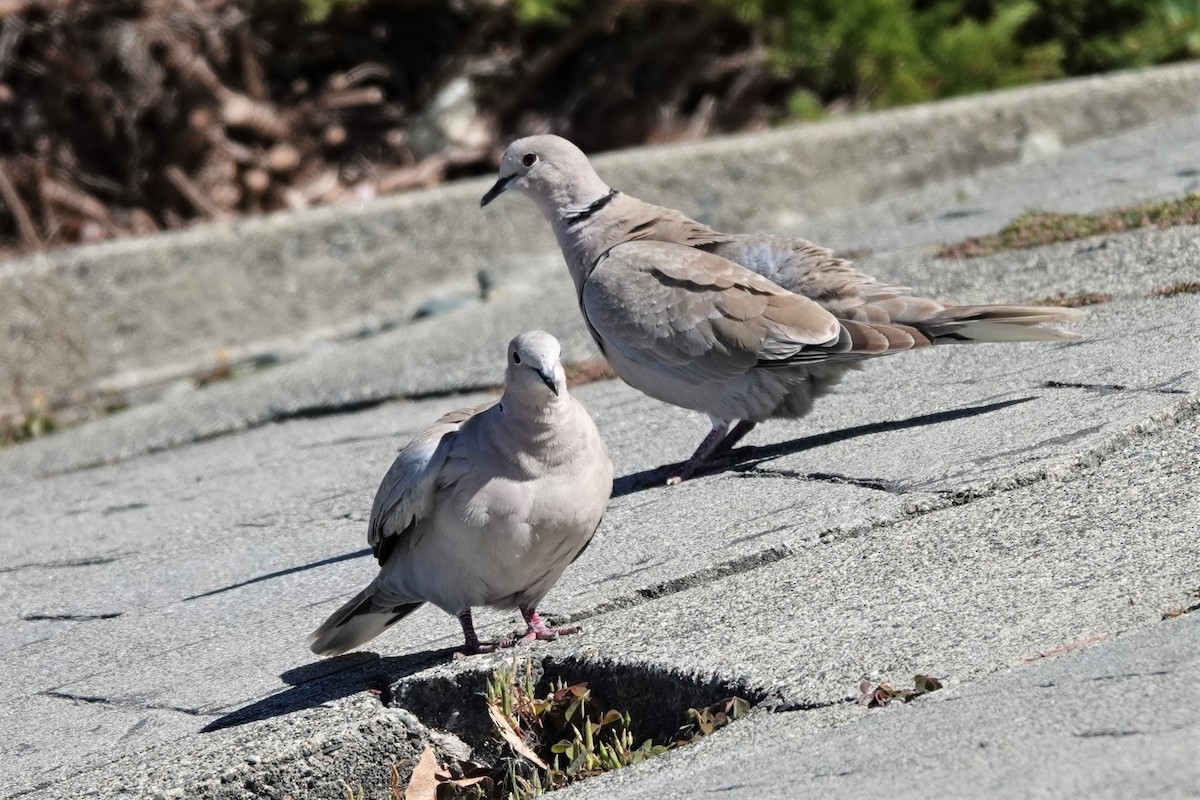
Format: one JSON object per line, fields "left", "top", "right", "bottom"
{"left": 508, "top": 608, "right": 579, "bottom": 645}
{"left": 667, "top": 420, "right": 759, "bottom": 484}
{"left": 456, "top": 609, "right": 500, "bottom": 656}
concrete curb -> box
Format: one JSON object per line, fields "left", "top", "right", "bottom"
{"left": 4, "top": 61, "right": 1200, "bottom": 414}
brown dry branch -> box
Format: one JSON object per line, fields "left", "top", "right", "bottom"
{"left": 0, "top": 161, "right": 41, "bottom": 250}
{"left": 0, "top": 0, "right": 793, "bottom": 258}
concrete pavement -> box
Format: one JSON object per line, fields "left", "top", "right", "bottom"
{"left": 1, "top": 77, "right": 1199, "bottom": 799}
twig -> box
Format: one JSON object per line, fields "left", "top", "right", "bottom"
{"left": 221, "top": 94, "right": 290, "bottom": 139}
{"left": 0, "top": 161, "right": 42, "bottom": 250}
{"left": 319, "top": 87, "right": 385, "bottom": 110}
{"left": 165, "top": 165, "right": 229, "bottom": 219}
{"left": 39, "top": 177, "right": 116, "bottom": 228}
{"left": 237, "top": 26, "right": 269, "bottom": 100}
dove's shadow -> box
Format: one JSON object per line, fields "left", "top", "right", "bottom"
{"left": 201, "top": 646, "right": 456, "bottom": 732}
{"left": 183, "top": 548, "right": 373, "bottom": 602}
{"left": 613, "top": 395, "right": 1036, "bottom": 496}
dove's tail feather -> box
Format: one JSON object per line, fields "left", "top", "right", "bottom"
{"left": 913, "top": 304, "right": 1085, "bottom": 345}
{"left": 309, "top": 588, "right": 422, "bottom": 657}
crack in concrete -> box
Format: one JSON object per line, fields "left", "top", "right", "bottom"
{"left": 0, "top": 555, "right": 123, "bottom": 575}
{"left": 39, "top": 689, "right": 216, "bottom": 718}
{"left": 1042, "top": 379, "right": 1190, "bottom": 395}
{"left": 575, "top": 544, "right": 796, "bottom": 622}
{"left": 731, "top": 465, "right": 903, "bottom": 493}
{"left": 102, "top": 502, "right": 148, "bottom": 515}
{"left": 21, "top": 612, "right": 122, "bottom": 622}
{"left": 1085, "top": 670, "right": 1172, "bottom": 683}
{"left": 762, "top": 695, "right": 855, "bottom": 713}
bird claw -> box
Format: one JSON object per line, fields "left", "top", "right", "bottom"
{"left": 499, "top": 621, "right": 580, "bottom": 647}
{"left": 454, "top": 640, "right": 501, "bottom": 659}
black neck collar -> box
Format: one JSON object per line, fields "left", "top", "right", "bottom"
{"left": 563, "top": 189, "right": 618, "bottom": 225}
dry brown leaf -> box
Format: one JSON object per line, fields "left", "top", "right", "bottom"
{"left": 401, "top": 746, "right": 441, "bottom": 800}
{"left": 487, "top": 703, "right": 549, "bottom": 770}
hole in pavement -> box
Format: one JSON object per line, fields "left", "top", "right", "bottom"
{"left": 388, "top": 654, "right": 764, "bottom": 788}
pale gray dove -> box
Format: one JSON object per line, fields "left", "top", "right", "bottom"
{"left": 482, "top": 134, "right": 1083, "bottom": 483}
{"left": 309, "top": 331, "right": 613, "bottom": 657}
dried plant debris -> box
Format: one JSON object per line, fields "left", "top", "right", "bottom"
{"left": 1161, "top": 587, "right": 1200, "bottom": 620}
{"left": 1029, "top": 290, "right": 1112, "bottom": 308}
{"left": 390, "top": 745, "right": 494, "bottom": 800}
{"left": 563, "top": 359, "right": 618, "bottom": 389}
{"left": 857, "top": 674, "right": 944, "bottom": 708}
{"left": 1146, "top": 281, "right": 1200, "bottom": 299}
{"left": 938, "top": 194, "right": 1200, "bottom": 258}
{"left": 1, "top": 391, "right": 58, "bottom": 447}
{"left": 390, "top": 659, "right": 751, "bottom": 799}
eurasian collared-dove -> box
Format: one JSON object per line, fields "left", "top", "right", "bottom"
{"left": 482, "top": 135, "right": 1083, "bottom": 483}
{"left": 309, "top": 331, "right": 613, "bottom": 657}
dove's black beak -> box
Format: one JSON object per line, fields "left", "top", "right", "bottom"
{"left": 481, "top": 174, "right": 515, "bottom": 207}
{"left": 537, "top": 368, "right": 561, "bottom": 396}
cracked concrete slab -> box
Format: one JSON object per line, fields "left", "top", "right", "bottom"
{"left": 2, "top": 86, "right": 1200, "bottom": 798}
{"left": 558, "top": 613, "right": 1200, "bottom": 800}
{"left": 560, "top": 415, "right": 1200, "bottom": 708}
{"left": 4, "top": 292, "right": 1197, "bottom": 795}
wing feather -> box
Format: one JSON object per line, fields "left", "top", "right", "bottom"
{"left": 581, "top": 241, "right": 843, "bottom": 384}
{"left": 367, "top": 402, "right": 495, "bottom": 564}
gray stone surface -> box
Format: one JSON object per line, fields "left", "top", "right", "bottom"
{"left": 560, "top": 613, "right": 1200, "bottom": 800}
{"left": 4, "top": 62, "right": 1200, "bottom": 416}
{"left": 794, "top": 106, "right": 1200, "bottom": 255}
{"left": 2, "top": 75, "right": 1200, "bottom": 799}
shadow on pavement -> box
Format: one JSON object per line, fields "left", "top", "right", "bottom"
{"left": 183, "top": 548, "right": 373, "bottom": 601}
{"left": 201, "top": 646, "right": 456, "bottom": 732}
{"left": 614, "top": 395, "right": 1037, "bottom": 496}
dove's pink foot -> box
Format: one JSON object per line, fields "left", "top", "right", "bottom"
{"left": 505, "top": 609, "right": 579, "bottom": 646}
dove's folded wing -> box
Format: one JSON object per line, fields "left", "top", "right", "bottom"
{"left": 582, "top": 241, "right": 849, "bottom": 383}
{"left": 367, "top": 402, "right": 495, "bottom": 564}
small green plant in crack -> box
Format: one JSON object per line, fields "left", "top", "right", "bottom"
{"left": 1146, "top": 280, "right": 1200, "bottom": 298}
{"left": 938, "top": 193, "right": 1200, "bottom": 258}
{"left": 396, "top": 659, "right": 751, "bottom": 799}
{"left": 487, "top": 660, "right": 675, "bottom": 797}
{"left": 857, "top": 674, "right": 944, "bottom": 707}
{"left": 1, "top": 392, "right": 58, "bottom": 447}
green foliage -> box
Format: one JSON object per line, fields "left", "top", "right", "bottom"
{"left": 1, "top": 394, "right": 58, "bottom": 448}
{"left": 512, "top": 0, "right": 582, "bottom": 26}
{"left": 698, "top": 0, "right": 1197, "bottom": 111}
{"left": 485, "top": 660, "right": 749, "bottom": 800}
{"left": 255, "top": 0, "right": 365, "bottom": 23}
{"left": 712, "top": 0, "right": 1060, "bottom": 106}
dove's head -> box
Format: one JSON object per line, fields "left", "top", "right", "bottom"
{"left": 481, "top": 135, "right": 610, "bottom": 217}
{"left": 504, "top": 330, "right": 567, "bottom": 407}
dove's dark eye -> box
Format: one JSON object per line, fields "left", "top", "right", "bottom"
{"left": 522, "top": 153, "right": 538, "bottom": 168}
{"left": 512, "top": 352, "right": 521, "bottom": 364}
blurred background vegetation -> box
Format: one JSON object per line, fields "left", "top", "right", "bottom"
{"left": 1, "top": 0, "right": 1197, "bottom": 257}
